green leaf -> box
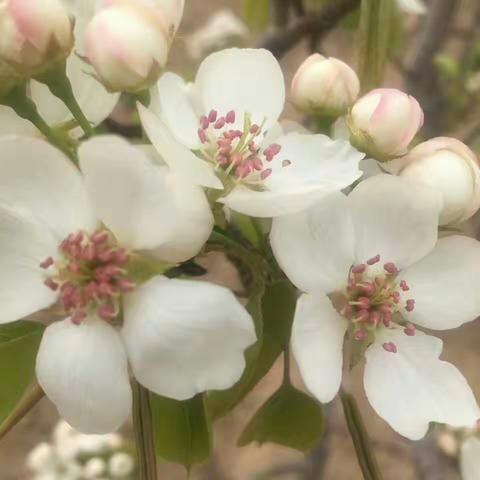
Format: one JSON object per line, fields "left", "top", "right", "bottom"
{"left": 0, "top": 321, "right": 44, "bottom": 428}
{"left": 208, "top": 280, "right": 297, "bottom": 420}
{"left": 150, "top": 393, "right": 211, "bottom": 470}
{"left": 244, "top": 0, "right": 270, "bottom": 32}
{"left": 239, "top": 384, "right": 324, "bottom": 451}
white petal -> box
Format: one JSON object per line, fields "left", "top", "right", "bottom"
{"left": 122, "top": 277, "right": 256, "bottom": 400}
{"left": 271, "top": 192, "right": 354, "bottom": 294}
{"left": 221, "top": 133, "right": 363, "bottom": 217}
{"left": 195, "top": 48, "right": 285, "bottom": 130}
{"left": 36, "top": 318, "right": 132, "bottom": 434}
{"left": 396, "top": 0, "right": 426, "bottom": 14}
{"left": 399, "top": 235, "right": 480, "bottom": 330}
{"left": 0, "top": 207, "right": 58, "bottom": 324}
{"left": 364, "top": 330, "right": 480, "bottom": 440}
{"left": 0, "top": 136, "right": 95, "bottom": 240}
{"left": 137, "top": 103, "right": 222, "bottom": 189}
{"left": 292, "top": 294, "right": 347, "bottom": 403}
{"left": 461, "top": 437, "right": 480, "bottom": 480}
{"left": 31, "top": 55, "right": 119, "bottom": 128}
{"left": 147, "top": 170, "right": 214, "bottom": 262}
{"left": 349, "top": 174, "right": 440, "bottom": 269}
{"left": 80, "top": 135, "right": 194, "bottom": 251}
{"left": 0, "top": 106, "right": 38, "bottom": 136}
{"left": 155, "top": 73, "right": 201, "bottom": 149}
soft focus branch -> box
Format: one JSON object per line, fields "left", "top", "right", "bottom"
{"left": 406, "top": 0, "right": 459, "bottom": 136}
{"left": 412, "top": 434, "right": 458, "bottom": 480}
{"left": 259, "top": 0, "right": 361, "bottom": 59}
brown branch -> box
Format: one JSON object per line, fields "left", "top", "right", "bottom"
{"left": 258, "top": 0, "right": 361, "bottom": 59}
{"left": 272, "top": 0, "right": 291, "bottom": 28}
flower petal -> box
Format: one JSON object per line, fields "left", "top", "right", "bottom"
{"left": 36, "top": 318, "right": 132, "bottom": 434}
{"left": 292, "top": 294, "right": 347, "bottom": 403}
{"left": 461, "top": 437, "right": 480, "bottom": 480}
{"left": 364, "top": 329, "right": 480, "bottom": 440}
{"left": 147, "top": 170, "right": 214, "bottom": 262}
{"left": 195, "top": 48, "right": 285, "bottom": 130}
{"left": 31, "top": 55, "right": 120, "bottom": 128}
{"left": 122, "top": 277, "right": 256, "bottom": 400}
{"left": 0, "top": 106, "right": 38, "bottom": 135}
{"left": 0, "top": 135, "right": 95, "bottom": 240}
{"left": 349, "top": 174, "right": 440, "bottom": 269}
{"left": 399, "top": 235, "right": 480, "bottom": 330}
{"left": 221, "top": 133, "right": 363, "bottom": 217}
{"left": 0, "top": 206, "right": 58, "bottom": 324}
{"left": 271, "top": 192, "right": 354, "bottom": 294}
{"left": 155, "top": 73, "right": 201, "bottom": 149}
{"left": 79, "top": 135, "right": 202, "bottom": 252}
{"left": 137, "top": 103, "right": 222, "bottom": 189}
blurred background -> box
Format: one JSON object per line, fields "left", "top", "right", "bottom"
{"left": 3, "top": 0, "right": 480, "bottom": 479}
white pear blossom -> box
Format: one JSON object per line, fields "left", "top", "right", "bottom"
{"left": 138, "top": 48, "right": 364, "bottom": 218}
{"left": 0, "top": 134, "right": 255, "bottom": 434}
{"left": 109, "top": 452, "right": 135, "bottom": 477}
{"left": 271, "top": 174, "right": 480, "bottom": 440}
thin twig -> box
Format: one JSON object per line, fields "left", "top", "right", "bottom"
{"left": 258, "top": 0, "right": 361, "bottom": 59}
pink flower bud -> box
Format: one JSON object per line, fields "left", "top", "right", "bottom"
{"left": 85, "top": 3, "right": 177, "bottom": 92}
{"left": 395, "top": 137, "right": 480, "bottom": 225}
{"left": 291, "top": 54, "right": 360, "bottom": 116}
{"left": 349, "top": 88, "right": 424, "bottom": 160}
{"left": 0, "top": 0, "right": 73, "bottom": 74}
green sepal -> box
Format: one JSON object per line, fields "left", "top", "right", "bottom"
{"left": 208, "top": 280, "right": 297, "bottom": 420}
{"left": 0, "top": 321, "right": 45, "bottom": 434}
{"left": 127, "top": 254, "right": 173, "bottom": 284}
{"left": 149, "top": 393, "right": 211, "bottom": 471}
{"left": 238, "top": 384, "right": 325, "bottom": 452}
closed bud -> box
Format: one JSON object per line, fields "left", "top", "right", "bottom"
{"left": 396, "top": 137, "right": 480, "bottom": 225}
{"left": 291, "top": 54, "right": 360, "bottom": 116}
{"left": 0, "top": 0, "right": 74, "bottom": 76}
{"left": 85, "top": 1, "right": 182, "bottom": 92}
{"left": 348, "top": 88, "right": 424, "bottom": 161}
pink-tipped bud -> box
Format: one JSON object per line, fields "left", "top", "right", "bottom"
{"left": 225, "top": 110, "right": 236, "bottom": 124}
{"left": 250, "top": 124, "right": 260, "bottom": 135}
{"left": 0, "top": 0, "right": 74, "bottom": 75}
{"left": 214, "top": 117, "right": 226, "bottom": 129}
{"left": 349, "top": 88, "right": 424, "bottom": 160}
{"left": 405, "top": 299, "right": 416, "bottom": 312}
{"left": 291, "top": 54, "right": 360, "bottom": 116}
{"left": 397, "top": 137, "right": 480, "bottom": 225}
{"left": 384, "top": 262, "right": 398, "bottom": 275}
{"left": 199, "top": 115, "right": 209, "bottom": 130}
{"left": 92, "top": 231, "right": 109, "bottom": 244}
{"left": 282, "top": 159, "right": 292, "bottom": 167}
{"left": 399, "top": 280, "right": 409, "bottom": 291}
{"left": 382, "top": 342, "right": 398, "bottom": 353}
{"left": 367, "top": 254, "right": 381, "bottom": 265}
{"left": 404, "top": 323, "right": 416, "bottom": 336}
{"left": 85, "top": 3, "right": 174, "bottom": 93}
{"left": 351, "top": 264, "right": 366, "bottom": 274}
{"left": 260, "top": 168, "right": 272, "bottom": 181}
{"left": 44, "top": 278, "right": 59, "bottom": 291}
{"left": 208, "top": 110, "right": 218, "bottom": 123}
{"left": 198, "top": 128, "right": 208, "bottom": 144}
{"left": 40, "top": 257, "right": 54, "bottom": 269}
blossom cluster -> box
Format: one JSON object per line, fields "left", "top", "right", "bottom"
{"left": 0, "top": 0, "right": 479, "bottom": 467}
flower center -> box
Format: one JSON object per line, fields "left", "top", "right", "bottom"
{"left": 196, "top": 109, "right": 291, "bottom": 186}
{"left": 339, "top": 254, "right": 416, "bottom": 354}
{"left": 40, "top": 230, "right": 136, "bottom": 325}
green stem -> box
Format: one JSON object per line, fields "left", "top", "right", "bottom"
{"left": 340, "top": 388, "right": 384, "bottom": 480}
{"left": 132, "top": 381, "right": 158, "bottom": 480}
{"left": 35, "top": 60, "right": 94, "bottom": 137}
{"left": 0, "top": 83, "right": 77, "bottom": 162}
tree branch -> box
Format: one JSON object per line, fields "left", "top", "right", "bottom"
{"left": 258, "top": 0, "right": 361, "bottom": 59}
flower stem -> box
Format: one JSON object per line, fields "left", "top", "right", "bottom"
{"left": 35, "top": 60, "right": 95, "bottom": 137}
{"left": 132, "top": 381, "right": 158, "bottom": 480}
{"left": 0, "top": 83, "right": 77, "bottom": 162}
{"left": 340, "top": 388, "right": 384, "bottom": 480}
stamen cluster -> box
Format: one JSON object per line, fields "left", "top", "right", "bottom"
{"left": 40, "top": 230, "right": 136, "bottom": 325}
{"left": 340, "top": 254, "right": 416, "bottom": 353}
{"left": 197, "top": 109, "right": 290, "bottom": 184}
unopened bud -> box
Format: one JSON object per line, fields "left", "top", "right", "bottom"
{"left": 0, "top": 0, "right": 74, "bottom": 76}
{"left": 395, "top": 137, "right": 480, "bottom": 225}
{"left": 348, "top": 88, "right": 424, "bottom": 161}
{"left": 85, "top": 2, "right": 179, "bottom": 92}
{"left": 291, "top": 54, "right": 360, "bottom": 116}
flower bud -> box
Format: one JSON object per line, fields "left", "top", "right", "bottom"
{"left": 0, "top": 0, "right": 74, "bottom": 75}
{"left": 396, "top": 137, "right": 480, "bottom": 225}
{"left": 291, "top": 54, "right": 360, "bottom": 116}
{"left": 348, "top": 88, "right": 424, "bottom": 161}
{"left": 84, "top": 3, "right": 174, "bottom": 92}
